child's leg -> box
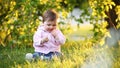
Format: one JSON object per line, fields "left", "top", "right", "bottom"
{"left": 53, "top": 52, "right": 63, "bottom": 57}
{"left": 32, "top": 52, "right": 63, "bottom": 60}
{"left": 33, "top": 52, "right": 39, "bottom": 58}
{"left": 43, "top": 52, "right": 53, "bottom": 60}
{"left": 33, "top": 52, "right": 53, "bottom": 60}
{"left": 33, "top": 52, "right": 44, "bottom": 60}
{"left": 42, "top": 52, "right": 59, "bottom": 60}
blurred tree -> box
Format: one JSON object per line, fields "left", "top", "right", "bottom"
{"left": 105, "top": 0, "right": 120, "bottom": 29}
{"left": 89, "top": 0, "right": 120, "bottom": 45}
{"left": 1, "top": 0, "right": 119, "bottom": 47}
{"left": 89, "top": 0, "right": 120, "bottom": 29}
{"left": 0, "top": 0, "right": 89, "bottom": 47}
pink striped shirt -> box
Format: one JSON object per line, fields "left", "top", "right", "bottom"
{"left": 33, "top": 25, "right": 66, "bottom": 54}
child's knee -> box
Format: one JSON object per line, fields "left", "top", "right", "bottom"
{"left": 33, "top": 52, "right": 39, "bottom": 58}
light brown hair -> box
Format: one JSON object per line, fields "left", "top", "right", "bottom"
{"left": 42, "top": 9, "right": 58, "bottom": 23}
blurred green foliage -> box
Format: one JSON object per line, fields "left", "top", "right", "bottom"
{"left": 0, "top": 0, "right": 120, "bottom": 68}
{"left": 0, "top": 0, "right": 88, "bottom": 47}
{"left": 0, "top": 0, "right": 120, "bottom": 48}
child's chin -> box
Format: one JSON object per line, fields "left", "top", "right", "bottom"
{"left": 48, "top": 30, "right": 53, "bottom": 32}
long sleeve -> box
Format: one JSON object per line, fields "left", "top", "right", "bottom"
{"left": 33, "top": 30, "right": 43, "bottom": 46}
{"left": 54, "top": 30, "right": 66, "bottom": 45}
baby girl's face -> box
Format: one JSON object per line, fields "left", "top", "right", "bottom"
{"left": 44, "top": 21, "right": 57, "bottom": 32}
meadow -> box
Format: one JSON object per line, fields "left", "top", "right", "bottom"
{"left": 0, "top": 24, "right": 120, "bottom": 68}
{"left": 0, "top": 0, "right": 120, "bottom": 68}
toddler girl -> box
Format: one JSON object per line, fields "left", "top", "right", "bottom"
{"left": 26, "top": 9, "right": 66, "bottom": 60}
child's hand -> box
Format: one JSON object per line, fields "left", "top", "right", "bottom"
{"left": 51, "top": 29, "right": 59, "bottom": 40}
{"left": 51, "top": 29, "right": 57, "bottom": 38}
{"left": 41, "top": 37, "right": 49, "bottom": 43}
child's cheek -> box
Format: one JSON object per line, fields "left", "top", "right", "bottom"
{"left": 54, "top": 27, "right": 56, "bottom": 29}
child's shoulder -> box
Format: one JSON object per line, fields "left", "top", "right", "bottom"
{"left": 37, "top": 25, "right": 45, "bottom": 31}
{"left": 35, "top": 25, "right": 45, "bottom": 33}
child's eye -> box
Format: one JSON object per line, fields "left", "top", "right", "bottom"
{"left": 47, "top": 24, "right": 51, "bottom": 26}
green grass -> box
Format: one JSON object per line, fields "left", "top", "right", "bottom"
{"left": 0, "top": 46, "right": 34, "bottom": 68}
{"left": 0, "top": 25, "right": 120, "bottom": 68}
{"left": 67, "top": 24, "right": 93, "bottom": 41}
{"left": 0, "top": 40, "right": 120, "bottom": 68}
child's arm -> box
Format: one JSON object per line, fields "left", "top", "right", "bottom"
{"left": 41, "top": 37, "right": 49, "bottom": 44}
{"left": 51, "top": 30, "right": 66, "bottom": 45}
{"left": 33, "top": 31, "right": 48, "bottom": 46}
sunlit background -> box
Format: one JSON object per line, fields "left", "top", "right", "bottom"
{"left": 0, "top": 0, "right": 120, "bottom": 68}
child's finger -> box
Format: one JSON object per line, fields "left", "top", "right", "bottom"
{"left": 45, "top": 37, "right": 49, "bottom": 42}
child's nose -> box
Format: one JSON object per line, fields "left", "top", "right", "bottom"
{"left": 50, "top": 26, "right": 53, "bottom": 29}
